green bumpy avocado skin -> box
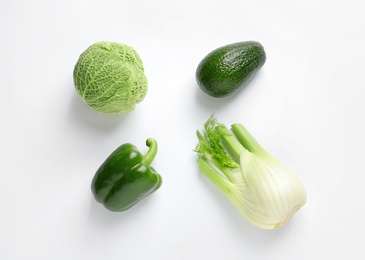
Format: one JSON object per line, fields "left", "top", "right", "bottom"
{"left": 73, "top": 41, "right": 148, "bottom": 114}
{"left": 196, "top": 41, "right": 266, "bottom": 98}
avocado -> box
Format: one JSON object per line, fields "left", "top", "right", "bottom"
{"left": 196, "top": 41, "right": 266, "bottom": 98}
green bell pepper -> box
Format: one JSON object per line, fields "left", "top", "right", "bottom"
{"left": 91, "top": 138, "right": 162, "bottom": 212}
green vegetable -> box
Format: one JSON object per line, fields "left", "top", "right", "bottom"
{"left": 195, "top": 117, "right": 307, "bottom": 229}
{"left": 196, "top": 41, "right": 266, "bottom": 98}
{"left": 91, "top": 138, "right": 162, "bottom": 212}
{"left": 73, "top": 41, "right": 148, "bottom": 114}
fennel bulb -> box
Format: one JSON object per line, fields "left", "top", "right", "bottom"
{"left": 195, "top": 117, "right": 307, "bottom": 229}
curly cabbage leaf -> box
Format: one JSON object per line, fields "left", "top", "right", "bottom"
{"left": 73, "top": 41, "right": 148, "bottom": 114}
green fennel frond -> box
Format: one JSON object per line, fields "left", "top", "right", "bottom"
{"left": 195, "top": 117, "right": 239, "bottom": 169}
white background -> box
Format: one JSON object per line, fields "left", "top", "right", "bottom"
{"left": 0, "top": 0, "right": 363, "bottom": 259}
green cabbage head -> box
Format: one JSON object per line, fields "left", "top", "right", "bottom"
{"left": 73, "top": 41, "right": 148, "bottom": 114}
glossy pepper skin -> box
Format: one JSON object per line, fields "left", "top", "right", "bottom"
{"left": 91, "top": 138, "right": 162, "bottom": 212}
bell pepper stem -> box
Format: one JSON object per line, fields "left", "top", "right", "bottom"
{"left": 141, "top": 138, "right": 158, "bottom": 165}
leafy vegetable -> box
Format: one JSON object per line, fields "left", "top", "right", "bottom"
{"left": 73, "top": 41, "right": 148, "bottom": 114}
{"left": 195, "top": 116, "right": 307, "bottom": 229}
